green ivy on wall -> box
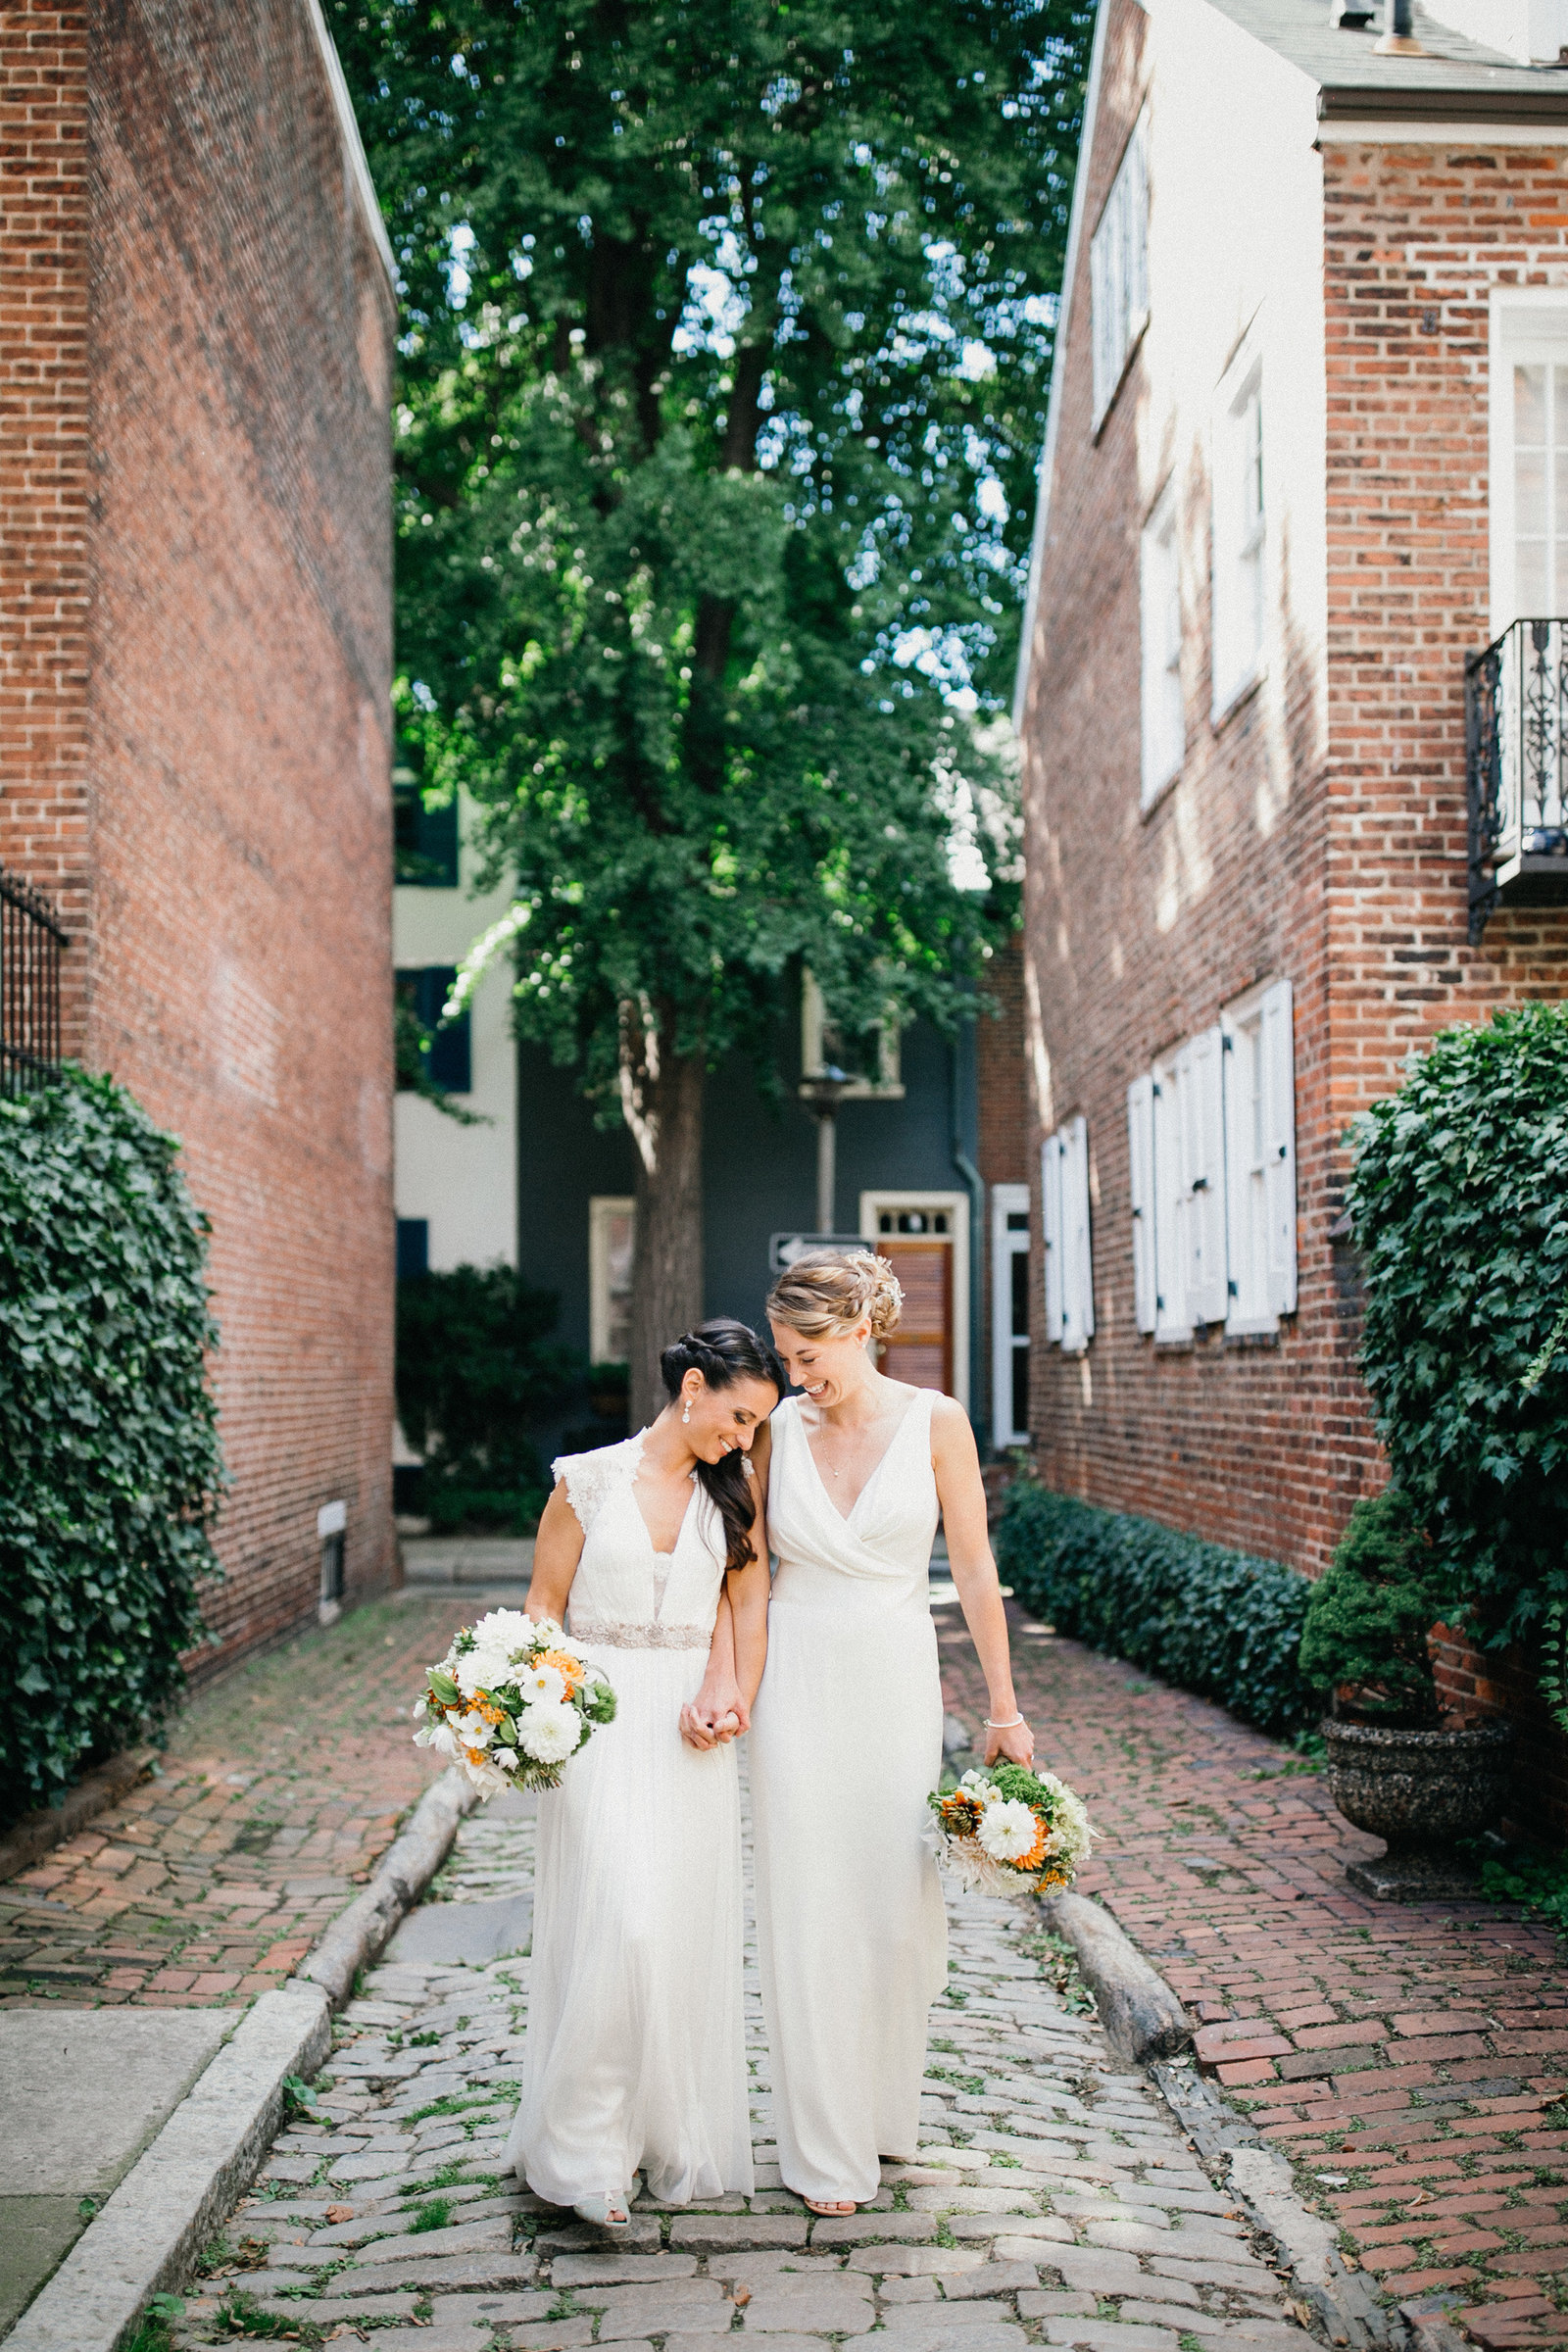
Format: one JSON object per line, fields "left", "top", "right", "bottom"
{"left": 0, "top": 1071, "right": 224, "bottom": 1817}
{"left": 1348, "top": 1001, "right": 1568, "bottom": 1660}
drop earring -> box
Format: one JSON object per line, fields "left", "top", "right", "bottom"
{"left": 682, "top": 1398, "right": 692, "bottom": 1424}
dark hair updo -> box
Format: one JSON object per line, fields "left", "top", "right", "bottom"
{"left": 660, "top": 1318, "right": 785, "bottom": 1572}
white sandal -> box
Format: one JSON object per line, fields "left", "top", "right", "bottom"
{"left": 572, "top": 2192, "right": 630, "bottom": 2230}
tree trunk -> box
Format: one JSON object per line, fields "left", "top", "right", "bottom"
{"left": 619, "top": 1007, "right": 705, "bottom": 1431}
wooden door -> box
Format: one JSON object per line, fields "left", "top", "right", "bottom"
{"left": 876, "top": 1238, "right": 953, "bottom": 1395}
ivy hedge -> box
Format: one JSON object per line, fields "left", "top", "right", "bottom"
{"left": 1348, "top": 1001, "right": 1568, "bottom": 1655}
{"left": 0, "top": 1071, "right": 223, "bottom": 1816}
{"left": 995, "top": 1482, "right": 1317, "bottom": 1739}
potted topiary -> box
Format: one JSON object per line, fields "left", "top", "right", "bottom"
{"left": 1300, "top": 1488, "right": 1512, "bottom": 1899}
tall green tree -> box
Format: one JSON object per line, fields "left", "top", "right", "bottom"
{"left": 333, "top": 0, "right": 1092, "bottom": 1417}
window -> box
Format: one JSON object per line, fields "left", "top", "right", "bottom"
{"left": 991, "top": 1185, "right": 1031, "bottom": 1449}
{"left": 393, "top": 769, "right": 459, "bottom": 887}
{"left": 1141, "top": 483, "right": 1184, "bottom": 804}
{"left": 395, "top": 966, "right": 471, "bottom": 1094}
{"left": 1091, "top": 117, "right": 1150, "bottom": 429}
{"left": 1041, "top": 1116, "right": 1094, "bottom": 1354}
{"left": 318, "top": 1499, "right": 346, "bottom": 1621}
{"left": 589, "top": 1196, "right": 634, "bottom": 1364}
{"left": 800, "top": 970, "right": 903, "bottom": 1099}
{"left": 1222, "top": 979, "right": 1297, "bottom": 1330}
{"left": 396, "top": 1217, "right": 429, "bottom": 1281}
{"left": 1490, "top": 298, "right": 1568, "bottom": 630}
{"left": 1129, "top": 979, "right": 1297, "bottom": 1342}
{"left": 1211, "top": 338, "right": 1265, "bottom": 716}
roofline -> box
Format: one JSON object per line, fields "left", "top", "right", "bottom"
{"left": 302, "top": 0, "right": 398, "bottom": 290}
{"left": 1011, "top": 0, "right": 1111, "bottom": 732}
{"left": 1318, "top": 82, "right": 1568, "bottom": 124}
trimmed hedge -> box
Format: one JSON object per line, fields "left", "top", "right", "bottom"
{"left": 0, "top": 1071, "right": 223, "bottom": 1816}
{"left": 995, "top": 1482, "right": 1316, "bottom": 1739}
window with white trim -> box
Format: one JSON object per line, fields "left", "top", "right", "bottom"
{"left": 589, "top": 1196, "right": 634, "bottom": 1364}
{"left": 1141, "top": 482, "right": 1184, "bottom": 804}
{"left": 991, "top": 1184, "right": 1031, "bottom": 1448}
{"left": 1090, "top": 117, "right": 1149, "bottom": 429}
{"left": 1130, "top": 980, "right": 1296, "bottom": 1341}
{"left": 1041, "top": 1115, "right": 1094, "bottom": 1354}
{"left": 1211, "top": 338, "right": 1265, "bottom": 716}
{"left": 800, "top": 968, "right": 904, "bottom": 1099}
{"left": 1490, "top": 300, "right": 1568, "bottom": 629}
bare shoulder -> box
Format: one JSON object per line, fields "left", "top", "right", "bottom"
{"left": 929, "top": 1391, "right": 975, "bottom": 1440}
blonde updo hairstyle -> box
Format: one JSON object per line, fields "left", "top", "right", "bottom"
{"left": 765, "top": 1248, "right": 904, "bottom": 1344}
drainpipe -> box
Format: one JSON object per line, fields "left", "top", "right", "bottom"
{"left": 950, "top": 1012, "right": 985, "bottom": 1446}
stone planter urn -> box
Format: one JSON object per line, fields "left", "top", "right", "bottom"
{"left": 1322, "top": 1716, "right": 1514, "bottom": 1901}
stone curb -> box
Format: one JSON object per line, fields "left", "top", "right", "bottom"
{"left": 293, "top": 1762, "right": 480, "bottom": 2009}
{"left": 1152, "top": 2059, "right": 1406, "bottom": 2352}
{"left": 5, "top": 1986, "right": 331, "bottom": 2352}
{"left": 0, "top": 1746, "right": 157, "bottom": 1886}
{"left": 1038, "top": 1887, "right": 1193, "bottom": 2066}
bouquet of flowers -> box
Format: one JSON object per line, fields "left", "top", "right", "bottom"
{"left": 413, "top": 1609, "right": 617, "bottom": 1795}
{"left": 927, "top": 1761, "right": 1096, "bottom": 1898}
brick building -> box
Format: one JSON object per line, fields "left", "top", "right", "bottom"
{"left": 1, "top": 1, "right": 398, "bottom": 1664}
{"left": 1014, "top": 5, "right": 1568, "bottom": 1645}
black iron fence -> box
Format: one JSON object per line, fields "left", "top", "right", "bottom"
{"left": 1467, "top": 617, "right": 1568, "bottom": 944}
{"left": 0, "top": 865, "right": 67, "bottom": 1099}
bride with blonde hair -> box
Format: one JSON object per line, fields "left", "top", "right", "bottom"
{"left": 692, "top": 1246, "right": 1033, "bottom": 2218}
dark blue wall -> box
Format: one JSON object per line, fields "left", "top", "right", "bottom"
{"left": 514, "top": 995, "right": 971, "bottom": 1355}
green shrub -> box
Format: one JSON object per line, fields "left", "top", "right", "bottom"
{"left": 395, "top": 1263, "right": 584, "bottom": 1534}
{"left": 1298, "top": 1488, "right": 1446, "bottom": 1725}
{"left": 1348, "top": 1001, "right": 1568, "bottom": 1654}
{"left": 0, "top": 1072, "right": 222, "bottom": 1817}
{"left": 995, "top": 1482, "right": 1316, "bottom": 1738}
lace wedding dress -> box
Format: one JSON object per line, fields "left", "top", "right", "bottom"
{"left": 749, "top": 1389, "right": 948, "bottom": 2205}
{"left": 505, "top": 1433, "right": 753, "bottom": 2206}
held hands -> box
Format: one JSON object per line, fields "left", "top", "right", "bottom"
{"left": 679, "top": 1680, "right": 750, "bottom": 1751}
{"left": 984, "top": 1716, "right": 1036, "bottom": 1768}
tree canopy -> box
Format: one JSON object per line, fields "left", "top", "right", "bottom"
{"left": 332, "top": 0, "right": 1093, "bottom": 1402}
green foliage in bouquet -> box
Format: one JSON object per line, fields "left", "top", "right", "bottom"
{"left": 396, "top": 1263, "right": 585, "bottom": 1534}
{"left": 0, "top": 1071, "right": 223, "bottom": 1816}
{"left": 1298, "top": 1488, "right": 1446, "bottom": 1726}
{"left": 1347, "top": 1002, "right": 1568, "bottom": 1655}
{"left": 996, "top": 1482, "right": 1314, "bottom": 1738}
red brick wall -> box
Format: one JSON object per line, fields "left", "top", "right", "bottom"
{"left": 1, "top": 2, "right": 397, "bottom": 1672}
{"left": 82, "top": 0, "right": 399, "bottom": 1668}
{"left": 0, "top": 5, "right": 91, "bottom": 1040}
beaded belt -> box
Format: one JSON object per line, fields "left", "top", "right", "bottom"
{"left": 568, "top": 1618, "right": 711, "bottom": 1651}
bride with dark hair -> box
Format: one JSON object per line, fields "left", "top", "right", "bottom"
{"left": 504, "top": 1317, "right": 782, "bottom": 2230}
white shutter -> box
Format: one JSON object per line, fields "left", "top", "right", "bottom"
{"left": 1061, "top": 1115, "right": 1094, "bottom": 1353}
{"left": 1185, "top": 1024, "right": 1229, "bottom": 1326}
{"left": 1041, "top": 1133, "right": 1063, "bottom": 1348}
{"left": 1127, "top": 1075, "right": 1155, "bottom": 1335}
{"left": 1261, "top": 978, "right": 1297, "bottom": 1317}
{"left": 1152, "top": 1059, "right": 1184, "bottom": 1338}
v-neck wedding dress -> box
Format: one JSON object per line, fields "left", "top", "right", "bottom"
{"left": 506, "top": 1433, "right": 753, "bottom": 2207}
{"left": 749, "top": 1390, "right": 948, "bottom": 2205}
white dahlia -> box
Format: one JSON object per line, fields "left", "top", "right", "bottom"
{"left": 518, "top": 1700, "right": 584, "bottom": 1765}
{"left": 975, "top": 1798, "right": 1041, "bottom": 1863}
{"left": 472, "top": 1608, "right": 534, "bottom": 1657}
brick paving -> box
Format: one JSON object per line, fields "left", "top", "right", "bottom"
{"left": 939, "top": 1603, "right": 1568, "bottom": 2352}
{"left": 173, "top": 1771, "right": 1315, "bottom": 2352}
{"left": 0, "top": 1592, "right": 472, "bottom": 2008}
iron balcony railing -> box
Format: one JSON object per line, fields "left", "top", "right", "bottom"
{"left": 0, "top": 865, "right": 67, "bottom": 1099}
{"left": 1467, "top": 617, "right": 1568, "bottom": 944}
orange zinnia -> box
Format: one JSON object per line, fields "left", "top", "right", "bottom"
{"left": 538, "top": 1648, "right": 585, "bottom": 1692}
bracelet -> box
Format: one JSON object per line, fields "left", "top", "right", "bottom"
{"left": 985, "top": 1714, "right": 1027, "bottom": 1731}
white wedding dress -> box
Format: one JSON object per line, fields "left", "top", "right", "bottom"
{"left": 506, "top": 1433, "right": 753, "bottom": 2206}
{"left": 749, "top": 1389, "right": 948, "bottom": 2205}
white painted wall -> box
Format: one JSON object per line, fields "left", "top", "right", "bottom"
{"left": 393, "top": 799, "right": 517, "bottom": 1270}
{"left": 1425, "top": 0, "right": 1568, "bottom": 64}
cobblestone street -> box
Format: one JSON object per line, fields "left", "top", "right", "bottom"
{"left": 939, "top": 1606, "right": 1568, "bottom": 2352}
{"left": 0, "top": 1595, "right": 471, "bottom": 2008}
{"left": 174, "top": 1769, "right": 1314, "bottom": 2352}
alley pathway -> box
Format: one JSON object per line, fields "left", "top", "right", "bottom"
{"left": 175, "top": 1773, "right": 1316, "bottom": 2352}
{"left": 939, "top": 1606, "right": 1568, "bottom": 2352}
